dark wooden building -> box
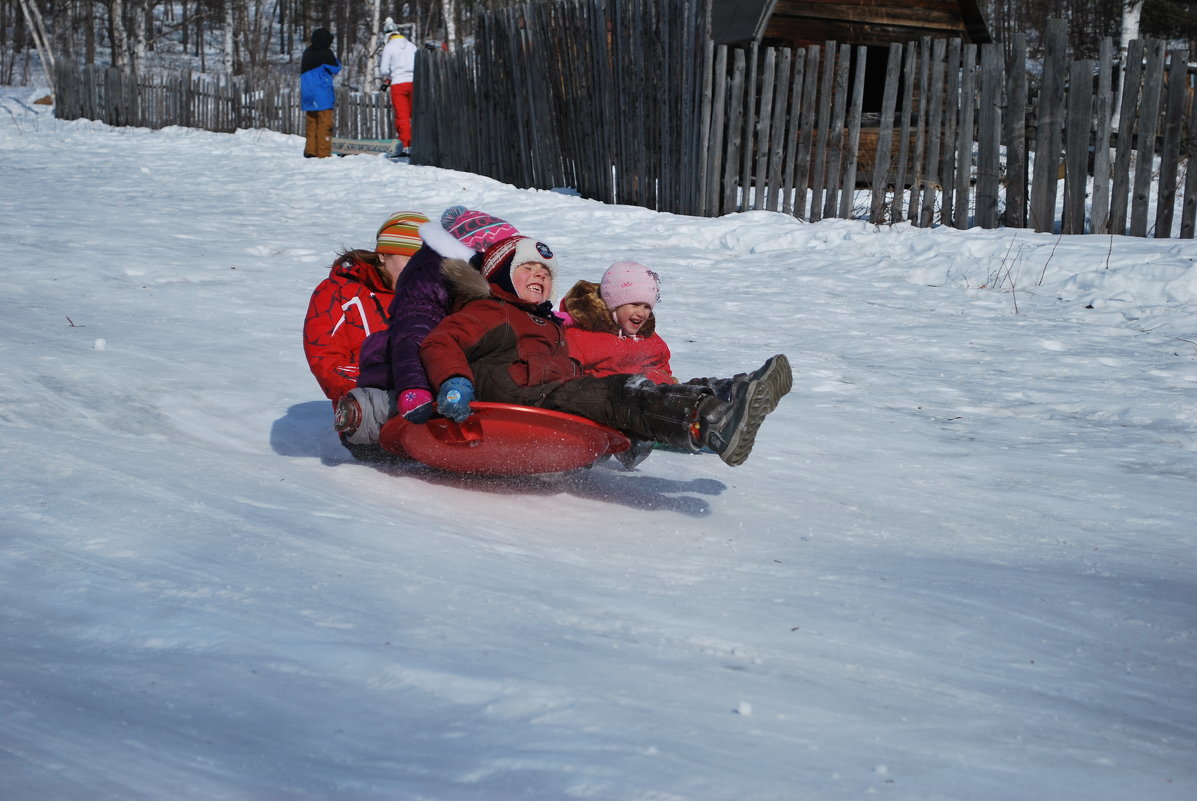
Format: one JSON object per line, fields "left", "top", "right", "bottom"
{"left": 712, "top": 0, "right": 991, "bottom": 49}
{"left": 712, "top": 0, "right": 991, "bottom": 114}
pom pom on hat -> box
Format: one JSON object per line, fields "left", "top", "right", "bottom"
{"left": 440, "top": 205, "right": 520, "bottom": 252}
{"left": 600, "top": 261, "right": 660, "bottom": 310}
{"left": 376, "top": 211, "right": 429, "bottom": 256}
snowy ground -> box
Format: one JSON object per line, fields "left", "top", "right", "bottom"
{"left": 2, "top": 86, "right": 1195, "bottom": 800}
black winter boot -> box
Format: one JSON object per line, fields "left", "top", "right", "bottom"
{"left": 698, "top": 354, "right": 793, "bottom": 466}
{"left": 685, "top": 375, "right": 736, "bottom": 403}
{"left": 687, "top": 354, "right": 791, "bottom": 410}
{"left": 619, "top": 376, "right": 712, "bottom": 451}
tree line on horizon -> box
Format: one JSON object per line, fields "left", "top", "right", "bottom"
{"left": 4, "top": 0, "right": 1197, "bottom": 89}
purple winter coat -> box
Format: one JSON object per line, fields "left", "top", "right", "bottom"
{"left": 357, "top": 222, "right": 477, "bottom": 392}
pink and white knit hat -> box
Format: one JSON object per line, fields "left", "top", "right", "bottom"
{"left": 440, "top": 206, "right": 519, "bottom": 252}
{"left": 600, "top": 261, "right": 660, "bottom": 309}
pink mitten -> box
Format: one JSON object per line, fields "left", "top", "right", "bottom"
{"left": 398, "top": 388, "right": 434, "bottom": 423}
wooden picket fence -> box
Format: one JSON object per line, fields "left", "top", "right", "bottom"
{"left": 415, "top": 6, "right": 1197, "bottom": 238}
{"left": 53, "top": 8, "right": 1197, "bottom": 238}
{"left": 54, "top": 64, "right": 395, "bottom": 141}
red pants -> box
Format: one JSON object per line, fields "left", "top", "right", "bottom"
{"left": 388, "top": 82, "right": 413, "bottom": 148}
{"left": 304, "top": 109, "right": 333, "bottom": 158}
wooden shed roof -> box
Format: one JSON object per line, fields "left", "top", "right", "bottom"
{"left": 711, "top": 0, "right": 992, "bottom": 48}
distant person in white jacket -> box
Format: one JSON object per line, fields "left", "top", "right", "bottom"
{"left": 378, "top": 18, "right": 418, "bottom": 156}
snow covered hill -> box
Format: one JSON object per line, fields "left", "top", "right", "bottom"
{"left": 2, "top": 87, "right": 1195, "bottom": 800}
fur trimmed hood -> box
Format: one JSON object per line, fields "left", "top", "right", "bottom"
{"left": 559, "top": 279, "right": 656, "bottom": 337}
{"left": 441, "top": 257, "right": 492, "bottom": 305}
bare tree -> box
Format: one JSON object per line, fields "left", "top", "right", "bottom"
{"left": 17, "top": 0, "right": 55, "bottom": 92}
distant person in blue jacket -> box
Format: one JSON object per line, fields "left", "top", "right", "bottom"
{"left": 300, "top": 28, "right": 340, "bottom": 158}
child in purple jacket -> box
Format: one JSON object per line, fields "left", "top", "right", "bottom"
{"left": 336, "top": 207, "right": 519, "bottom": 450}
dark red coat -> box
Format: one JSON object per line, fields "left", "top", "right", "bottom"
{"left": 302, "top": 256, "right": 393, "bottom": 403}
{"left": 419, "top": 260, "right": 580, "bottom": 403}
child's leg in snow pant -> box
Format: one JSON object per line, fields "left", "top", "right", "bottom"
{"left": 540, "top": 375, "right": 715, "bottom": 450}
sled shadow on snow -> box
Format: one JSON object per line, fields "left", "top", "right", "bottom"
{"left": 271, "top": 401, "right": 726, "bottom": 518}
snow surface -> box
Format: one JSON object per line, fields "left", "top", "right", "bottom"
{"left": 2, "top": 86, "right": 1196, "bottom": 800}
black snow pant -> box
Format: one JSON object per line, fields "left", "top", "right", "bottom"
{"left": 476, "top": 372, "right": 717, "bottom": 450}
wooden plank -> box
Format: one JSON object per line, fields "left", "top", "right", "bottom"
{"left": 1004, "top": 35, "right": 1027, "bottom": 228}
{"left": 794, "top": 44, "right": 822, "bottom": 218}
{"left": 664, "top": 0, "right": 681, "bottom": 207}
{"left": 1130, "top": 41, "right": 1165, "bottom": 237}
{"left": 891, "top": 41, "right": 917, "bottom": 223}
{"left": 1180, "top": 73, "right": 1197, "bottom": 238}
{"left": 684, "top": 1, "right": 709, "bottom": 215}
{"left": 739, "top": 42, "right": 760, "bottom": 211}
{"left": 645, "top": 0, "right": 664, "bottom": 209}
{"left": 696, "top": 36, "right": 716, "bottom": 217}
{"left": 706, "top": 45, "right": 730, "bottom": 216}
{"left": 869, "top": 42, "right": 903, "bottom": 223}
{"left": 1030, "top": 19, "right": 1067, "bottom": 232}
{"left": 823, "top": 43, "right": 850, "bottom": 218}
{"left": 975, "top": 43, "right": 1002, "bottom": 228}
{"left": 919, "top": 37, "right": 946, "bottom": 227}
{"left": 755, "top": 48, "right": 777, "bottom": 211}
{"left": 939, "top": 38, "right": 961, "bottom": 227}
{"left": 809, "top": 40, "right": 837, "bottom": 221}
{"left": 1062, "top": 58, "right": 1094, "bottom": 234}
{"left": 723, "top": 49, "right": 747, "bottom": 214}
{"left": 780, "top": 48, "right": 806, "bottom": 216}
{"left": 530, "top": 2, "right": 560, "bottom": 190}
{"left": 588, "top": 0, "right": 613, "bottom": 204}
{"left": 1154, "top": 48, "right": 1189, "bottom": 237}
{"left": 839, "top": 45, "right": 867, "bottom": 218}
{"left": 953, "top": 43, "right": 976, "bottom": 228}
{"left": 911, "top": 37, "right": 933, "bottom": 224}
{"left": 1109, "top": 39, "right": 1145, "bottom": 235}
{"left": 766, "top": 48, "right": 792, "bottom": 212}
{"left": 331, "top": 137, "right": 400, "bottom": 155}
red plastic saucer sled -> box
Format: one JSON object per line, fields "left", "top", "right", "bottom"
{"left": 378, "top": 402, "right": 630, "bottom": 476}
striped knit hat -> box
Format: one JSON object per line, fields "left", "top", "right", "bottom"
{"left": 440, "top": 206, "right": 519, "bottom": 252}
{"left": 376, "top": 211, "right": 429, "bottom": 255}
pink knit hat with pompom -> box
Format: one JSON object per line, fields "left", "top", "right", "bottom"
{"left": 440, "top": 206, "right": 519, "bottom": 252}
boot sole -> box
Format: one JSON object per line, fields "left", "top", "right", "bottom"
{"left": 720, "top": 355, "right": 793, "bottom": 467}
{"left": 750, "top": 354, "right": 793, "bottom": 416}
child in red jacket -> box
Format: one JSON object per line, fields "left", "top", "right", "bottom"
{"left": 302, "top": 210, "right": 429, "bottom": 405}
{"left": 559, "top": 261, "right": 676, "bottom": 385}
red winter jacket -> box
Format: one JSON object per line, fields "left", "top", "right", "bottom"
{"left": 564, "top": 327, "right": 674, "bottom": 384}
{"left": 559, "top": 279, "right": 676, "bottom": 384}
{"left": 303, "top": 255, "right": 394, "bottom": 403}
